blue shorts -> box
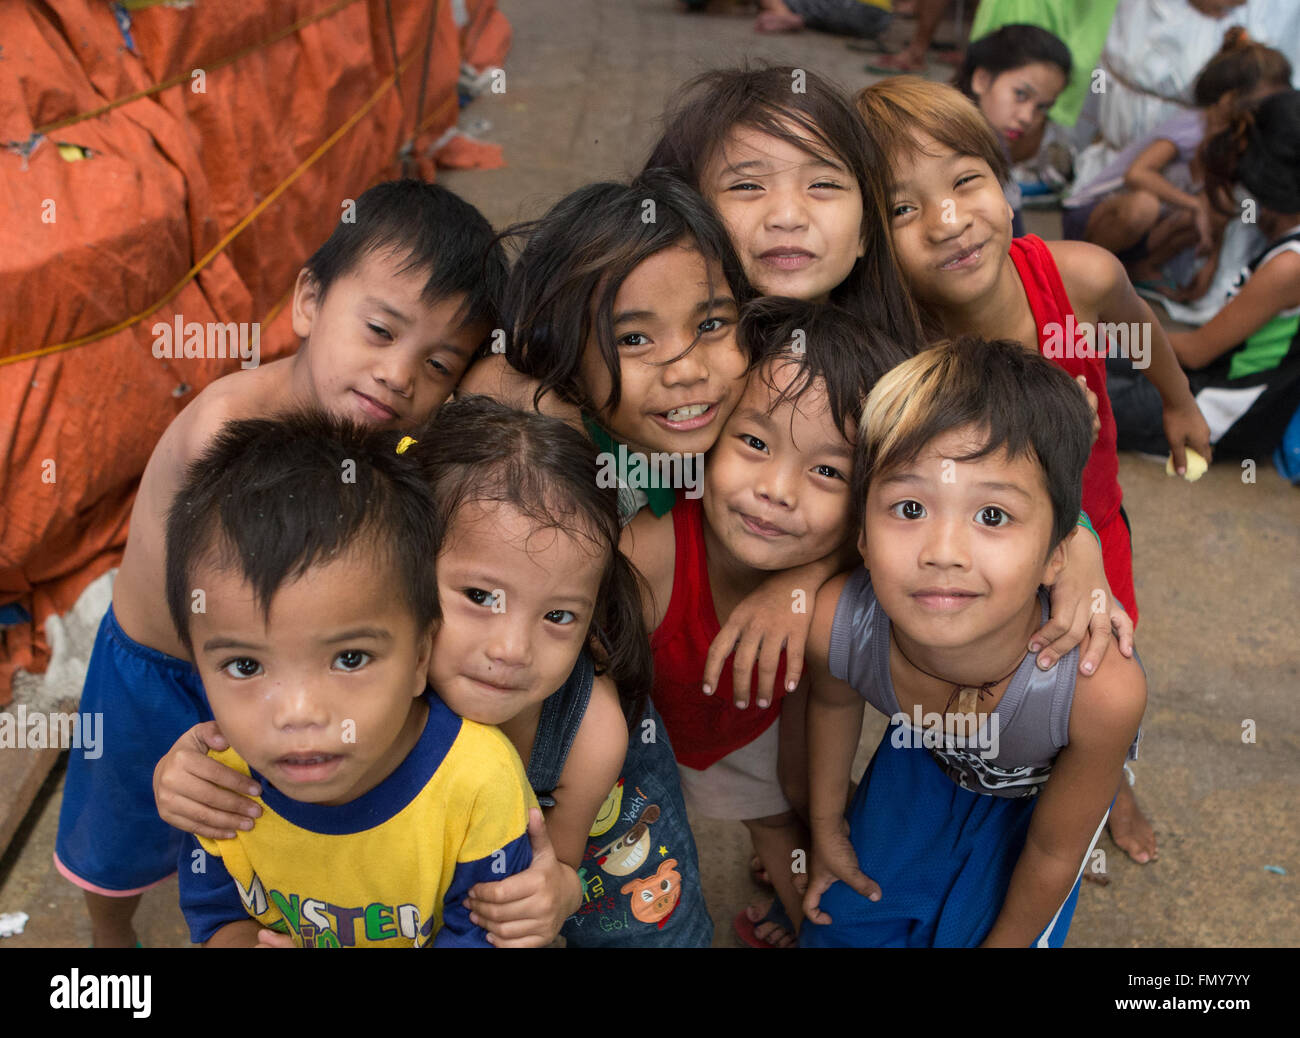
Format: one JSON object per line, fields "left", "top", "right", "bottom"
{"left": 801, "top": 723, "right": 1099, "bottom": 948}
{"left": 561, "top": 701, "right": 713, "bottom": 948}
{"left": 54, "top": 604, "right": 211, "bottom": 895}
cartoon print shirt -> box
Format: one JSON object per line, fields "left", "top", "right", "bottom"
{"left": 178, "top": 690, "right": 535, "bottom": 947}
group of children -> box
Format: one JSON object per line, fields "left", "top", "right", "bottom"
{"left": 56, "top": 44, "right": 1298, "bottom": 947}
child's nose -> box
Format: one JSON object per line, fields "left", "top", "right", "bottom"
{"left": 755, "top": 462, "right": 798, "bottom": 509}
{"left": 487, "top": 618, "right": 532, "bottom": 669}
{"left": 660, "top": 342, "right": 709, "bottom": 387}
{"left": 374, "top": 351, "right": 417, "bottom": 396}
{"left": 270, "top": 681, "right": 331, "bottom": 732}
{"left": 918, "top": 516, "right": 970, "bottom": 568}
{"left": 763, "top": 187, "right": 810, "bottom": 231}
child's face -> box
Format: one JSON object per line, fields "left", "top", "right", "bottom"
{"left": 189, "top": 546, "right": 433, "bottom": 806}
{"left": 581, "top": 242, "right": 747, "bottom": 456}
{"left": 292, "top": 249, "right": 486, "bottom": 430}
{"left": 971, "top": 63, "right": 1067, "bottom": 146}
{"left": 428, "top": 499, "right": 607, "bottom": 727}
{"left": 701, "top": 124, "right": 866, "bottom": 302}
{"left": 887, "top": 134, "right": 1014, "bottom": 312}
{"left": 704, "top": 358, "right": 855, "bottom": 571}
{"left": 861, "top": 426, "right": 1065, "bottom": 650}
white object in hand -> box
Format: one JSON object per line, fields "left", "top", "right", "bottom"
{"left": 1166, "top": 448, "right": 1208, "bottom": 482}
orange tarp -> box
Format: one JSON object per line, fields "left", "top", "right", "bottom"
{"left": 0, "top": 0, "right": 509, "bottom": 702}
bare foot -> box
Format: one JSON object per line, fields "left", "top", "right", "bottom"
{"left": 755, "top": 10, "right": 804, "bottom": 32}
{"left": 750, "top": 853, "right": 772, "bottom": 887}
{"left": 867, "top": 49, "right": 927, "bottom": 73}
{"left": 739, "top": 898, "right": 796, "bottom": 947}
{"left": 1108, "top": 781, "right": 1158, "bottom": 864}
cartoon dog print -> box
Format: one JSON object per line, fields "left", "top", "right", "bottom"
{"left": 594, "top": 803, "right": 659, "bottom": 876}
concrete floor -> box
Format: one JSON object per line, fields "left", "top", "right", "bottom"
{"left": 1, "top": 0, "right": 1296, "bottom": 949}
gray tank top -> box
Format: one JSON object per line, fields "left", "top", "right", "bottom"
{"left": 829, "top": 567, "right": 1139, "bottom": 799}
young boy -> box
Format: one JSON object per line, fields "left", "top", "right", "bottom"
{"left": 854, "top": 76, "right": 1209, "bottom": 863}
{"left": 801, "top": 337, "right": 1146, "bottom": 947}
{"left": 168, "top": 412, "right": 534, "bottom": 947}
{"left": 55, "top": 180, "right": 506, "bottom": 946}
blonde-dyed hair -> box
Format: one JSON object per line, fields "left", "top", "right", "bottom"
{"left": 854, "top": 76, "right": 1009, "bottom": 188}
{"left": 850, "top": 337, "right": 1092, "bottom": 550}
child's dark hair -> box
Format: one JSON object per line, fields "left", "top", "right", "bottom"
{"left": 165, "top": 411, "right": 440, "bottom": 653}
{"left": 304, "top": 178, "right": 508, "bottom": 334}
{"left": 853, "top": 337, "right": 1092, "bottom": 550}
{"left": 737, "top": 297, "right": 908, "bottom": 436}
{"left": 643, "top": 64, "right": 924, "bottom": 355}
{"left": 502, "top": 169, "right": 753, "bottom": 415}
{"left": 409, "top": 395, "right": 653, "bottom": 719}
{"left": 1203, "top": 89, "right": 1300, "bottom": 216}
{"left": 955, "top": 24, "right": 1072, "bottom": 99}
{"left": 1192, "top": 27, "right": 1292, "bottom": 109}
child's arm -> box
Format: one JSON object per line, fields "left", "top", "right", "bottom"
{"left": 800, "top": 576, "right": 881, "bottom": 924}
{"left": 1123, "top": 138, "right": 1215, "bottom": 248}
{"left": 154, "top": 722, "right": 263, "bottom": 839}
{"left": 458, "top": 353, "right": 585, "bottom": 431}
{"left": 177, "top": 833, "right": 268, "bottom": 947}
{"left": 980, "top": 653, "right": 1146, "bottom": 947}
{"left": 1169, "top": 249, "right": 1300, "bottom": 370}
{"left": 464, "top": 675, "right": 628, "bottom": 947}
{"left": 702, "top": 538, "right": 859, "bottom": 709}
{"left": 1054, "top": 241, "right": 1213, "bottom": 473}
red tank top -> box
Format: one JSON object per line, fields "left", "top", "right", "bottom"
{"left": 649, "top": 497, "right": 786, "bottom": 770}
{"left": 1008, "top": 235, "right": 1123, "bottom": 528}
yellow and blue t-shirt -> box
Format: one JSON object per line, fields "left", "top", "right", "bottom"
{"left": 178, "top": 690, "right": 535, "bottom": 947}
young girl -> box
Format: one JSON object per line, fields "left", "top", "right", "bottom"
{"left": 621, "top": 297, "right": 903, "bottom": 947}
{"left": 643, "top": 64, "right": 924, "bottom": 357}
{"left": 155, "top": 396, "right": 712, "bottom": 947}
{"left": 1110, "top": 89, "right": 1300, "bottom": 462}
{"left": 801, "top": 337, "right": 1147, "bottom": 947}
{"left": 954, "top": 23, "right": 1073, "bottom": 237}
{"left": 1062, "top": 29, "right": 1292, "bottom": 302}
{"left": 855, "top": 74, "right": 1212, "bottom": 862}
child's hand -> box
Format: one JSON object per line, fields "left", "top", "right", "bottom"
{"left": 1075, "top": 375, "right": 1100, "bottom": 444}
{"left": 463, "top": 809, "right": 580, "bottom": 948}
{"left": 800, "top": 819, "right": 880, "bottom": 925}
{"left": 152, "top": 721, "right": 261, "bottom": 839}
{"left": 1162, "top": 398, "right": 1213, "bottom": 475}
{"left": 1033, "top": 527, "right": 1135, "bottom": 675}
{"left": 702, "top": 574, "right": 811, "bottom": 709}
{"left": 255, "top": 929, "right": 295, "bottom": 948}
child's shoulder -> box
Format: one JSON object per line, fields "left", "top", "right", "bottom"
{"left": 165, "top": 358, "right": 296, "bottom": 465}
{"left": 1044, "top": 239, "right": 1129, "bottom": 314}
{"left": 620, "top": 503, "right": 677, "bottom": 628}
{"left": 1065, "top": 643, "right": 1146, "bottom": 747}
{"left": 809, "top": 569, "right": 857, "bottom": 667}
{"left": 564, "top": 673, "right": 628, "bottom": 787}
{"left": 458, "top": 353, "right": 584, "bottom": 429}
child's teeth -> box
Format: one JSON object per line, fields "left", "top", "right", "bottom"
{"left": 666, "top": 404, "right": 708, "bottom": 422}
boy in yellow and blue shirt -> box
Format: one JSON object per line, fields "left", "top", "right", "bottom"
{"left": 168, "top": 411, "right": 534, "bottom": 947}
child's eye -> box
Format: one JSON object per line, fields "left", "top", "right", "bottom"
{"left": 544, "top": 609, "right": 577, "bottom": 626}
{"left": 464, "top": 587, "right": 498, "bottom": 607}
{"left": 739, "top": 433, "right": 768, "bottom": 453}
{"left": 890, "top": 500, "right": 926, "bottom": 520}
{"left": 219, "top": 657, "right": 262, "bottom": 680}
{"left": 810, "top": 180, "right": 843, "bottom": 191}
{"left": 617, "top": 332, "right": 650, "bottom": 348}
{"left": 427, "top": 356, "right": 451, "bottom": 376}
{"left": 977, "top": 506, "right": 1011, "bottom": 527}
{"left": 368, "top": 323, "right": 392, "bottom": 340}
{"left": 955, "top": 174, "right": 980, "bottom": 188}
{"left": 1015, "top": 89, "right": 1031, "bottom": 102}
{"left": 813, "top": 464, "right": 845, "bottom": 481}
{"left": 727, "top": 181, "right": 762, "bottom": 193}
{"left": 334, "top": 650, "right": 371, "bottom": 672}
{"left": 698, "top": 316, "right": 728, "bottom": 335}
{"left": 891, "top": 202, "right": 915, "bottom": 219}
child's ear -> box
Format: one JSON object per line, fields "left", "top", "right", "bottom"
{"left": 1040, "top": 535, "right": 1068, "bottom": 588}
{"left": 415, "top": 620, "right": 437, "bottom": 695}
{"left": 291, "top": 267, "right": 321, "bottom": 340}
{"left": 971, "top": 68, "right": 992, "bottom": 100}
{"left": 856, "top": 521, "right": 870, "bottom": 567}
